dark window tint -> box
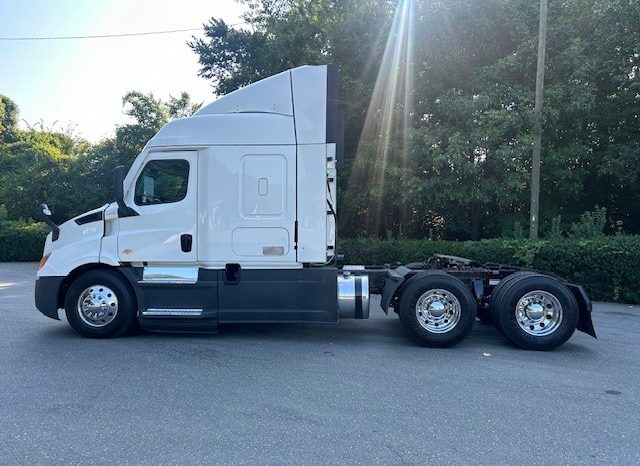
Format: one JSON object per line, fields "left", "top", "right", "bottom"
{"left": 134, "top": 159, "right": 189, "bottom": 206}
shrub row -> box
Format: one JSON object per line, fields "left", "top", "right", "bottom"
{"left": 1, "top": 222, "right": 637, "bottom": 303}
{"left": 339, "top": 237, "right": 640, "bottom": 304}
{"left": 0, "top": 221, "right": 49, "bottom": 262}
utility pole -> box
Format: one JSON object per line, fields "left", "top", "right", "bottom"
{"left": 529, "top": 0, "right": 547, "bottom": 240}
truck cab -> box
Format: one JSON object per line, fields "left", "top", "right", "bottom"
{"left": 35, "top": 65, "right": 368, "bottom": 336}
{"left": 34, "top": 65, "right": 595, "bottom": 351}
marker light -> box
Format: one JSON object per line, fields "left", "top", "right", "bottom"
{"left": 38, "top": 254, "right": 50, "bottom": 270}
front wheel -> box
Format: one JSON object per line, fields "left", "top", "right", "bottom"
{"left": 398, "top": 272, "right": 477, "bottom": 347}
{"left": 64, "top": 269, "right": 136, "bottom": 338}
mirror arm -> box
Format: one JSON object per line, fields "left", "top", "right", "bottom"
{"left": 36, "top": 204, "right": 60, "bottom": 241}
{"left": 114, "top": 166, "right": 138, "bottom": 217}
{"left": 117, "top": 200, "right": 138, "bottom": 218}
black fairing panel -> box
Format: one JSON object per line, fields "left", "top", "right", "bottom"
{"left": 218, "top": 269, "right": 299, "bottom": 322}
{"left": 120, "top": 267, "right": 218, "bottom": 321}
{"left": 218, "top": 268, "right": 338, "bottom": 323}
{"left": 325, "top": 64, "right": 338, "bottom": 144}
{"left": 297, "top": 268, "right": 338, "bottom": 323}
{"left": 122, "top": 267, "right": 338, "bottom": 326}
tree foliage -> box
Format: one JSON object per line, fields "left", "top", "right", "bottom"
{"left": 0, "top": 92, "right": 199, "bottom": 223}
{"left": 190, "top": 0, "right": 640, "bottom": 239}
{"left": 0, "top": 95, "right": 19, "bottom": 142}
{"left": 0, "top": 0, "right": 638, "bottom": 242}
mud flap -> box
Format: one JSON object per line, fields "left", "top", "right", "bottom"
{"left": 567, "top": 284, "right": 597, "bottom": 338}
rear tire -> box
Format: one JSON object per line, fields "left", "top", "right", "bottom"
{"left": 489, "top": 271, "right": 536, "bottom": 335}
{"left": 398, "top": 272, "right": 476, "bottom": 347}
{"left": 491, "top": 274, "right": 579, "bottom": 350}
{"left": 64, "top": 269, "right": 136, "bottom": 338}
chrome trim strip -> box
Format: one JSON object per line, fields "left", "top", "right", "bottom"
{"left": 141, "top": 267, "right": 198, "bottom": 284}
{"left": 142, "top": 308, "right": 203, "bottom": 317}
{"left": 343, "top": 265, "right": 366, "bottom": 271}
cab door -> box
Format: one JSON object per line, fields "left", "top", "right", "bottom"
{"left": 118, "top": 151, "right": 197, "bottom": 264}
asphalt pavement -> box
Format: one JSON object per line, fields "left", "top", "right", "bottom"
{"left": 0, "top": 262, "right": 638, "bottom": 465}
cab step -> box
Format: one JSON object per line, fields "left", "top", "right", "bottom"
{"left": 138, "top": 308, "right": 218, "bottom": 333}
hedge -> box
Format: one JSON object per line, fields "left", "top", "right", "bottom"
{"left": 339, "top": 237, "right": 640, "bottom": 304}
{"left": 0, "top": 221, "right": 49, "bottom": 262}
{"left": 0, "top": 221, "right": 638, "bottom": 303}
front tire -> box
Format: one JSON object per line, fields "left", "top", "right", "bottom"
{"left": 398, "top": 272, "right": 477, "bottom": 347}
{"left": 64, "top": 269, "right": 136, "bottom": 338}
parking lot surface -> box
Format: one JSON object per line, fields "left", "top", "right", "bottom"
{"left": 1, "top": 262, "right": 638, "bottom": 465}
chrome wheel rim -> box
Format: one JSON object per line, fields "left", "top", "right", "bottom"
{"left": 77, "top": 285, "right": 118, "bottom": 327}
{"left": 515, "top": 290, "right": 563, "bottom": 336}
{"left": 415, "top": 289, "right": 461, "bottom": 333}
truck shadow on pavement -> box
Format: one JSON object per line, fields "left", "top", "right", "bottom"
{"left": 32, "top": 317, "right": 597, "bottom": 357}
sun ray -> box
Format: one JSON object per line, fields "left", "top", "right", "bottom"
{"left": 350, "top": 0, "right": 416, "bottom": 235}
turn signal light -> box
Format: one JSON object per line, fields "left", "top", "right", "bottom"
{"left": 38, "top": 254, "right": 50, "bottom": 270}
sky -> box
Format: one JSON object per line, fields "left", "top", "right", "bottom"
{"left": 0, "top": 0, "right": 246, "bottom": 141}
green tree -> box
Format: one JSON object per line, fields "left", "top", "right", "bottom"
{"left": 0, "top": 128, "right": 90, "bottom": 222}
{"left": 0, "top": 94, "right": 19, "bottom": 142}
{"left": 113, "top": 91, "right": 200, "bottom": 158}
{"left": 69, "top": 91, "right": 202, "bottom": 216}
{"left": 0, "top": 91, "right": 200, "bottom": 223}
{"left": 191, "top": 0, "right": 640, "bottom": 239}
{"left": 189, "top": 0, "right": 393, "bottom": 158}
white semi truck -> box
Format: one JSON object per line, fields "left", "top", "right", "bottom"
{"left": 34, "top": 65, "right": 596, "bottom": 350}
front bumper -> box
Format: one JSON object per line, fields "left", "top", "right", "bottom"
{"left": 34, "top": 276, "right": 64, "bottom": 320}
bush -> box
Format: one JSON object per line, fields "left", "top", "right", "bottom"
{"left": 0, "top": 221, "right": 48, "bottom": 261}
{"left": 1, "top": 222, "right": 638, "bottom": 304}
{"left": 569, "top": 206, "right": 607, "bottom": 239}
{"left": 339, "top": 236, "right": 640, "bottom": 304}
{"left": 547, "top": 215, "right": 563, "bottom": 240}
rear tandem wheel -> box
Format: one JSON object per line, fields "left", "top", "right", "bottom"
{"left": 489, "top": 273, "right": 579, "bottom": 350}
{"left": 398, "top": 272, "right": 477, "bottom": 347}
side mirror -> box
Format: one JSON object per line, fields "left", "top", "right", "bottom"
{"left": 113, "top": 165, "right": 138, "bottom": 217}
{"left": 36, "top": 203, "right": 60, "bottom": 241}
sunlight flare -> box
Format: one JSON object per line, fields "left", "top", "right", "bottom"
{"left": 350, "top": 0, "right": 416, "bottom": 234}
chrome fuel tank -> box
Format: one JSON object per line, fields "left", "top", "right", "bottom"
{"left": 337, "top": 268, "right": 370, "bottom": 319}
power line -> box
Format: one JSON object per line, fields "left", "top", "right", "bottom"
{"left": 0, "top": 26, "right": 222, "bottom": 41}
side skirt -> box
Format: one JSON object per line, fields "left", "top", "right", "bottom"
{"left": 119, "top": 266, "right": 338, "bottom": 332}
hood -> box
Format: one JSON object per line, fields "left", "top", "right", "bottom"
{"left": 42, "top": 204, "right": 108, "bottom": 255}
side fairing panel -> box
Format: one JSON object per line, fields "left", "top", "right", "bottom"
{"left": 146, "top": 113, "right": 296, "bottom": 149}
{"left": 217, "top": 268, "right": 338, "bottom": 323}
{"left": 196, "top": 69, "right": 294, "bottom": 116}
{"left": 198, "top": 146, "right": 298, "bottom": 267}
{"left": 291, "top": 66, "right": 328, "bottom": 144}
{"left": 297, "top": 144, "right": 332, "bottom": 263}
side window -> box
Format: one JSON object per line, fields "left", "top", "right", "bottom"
{"left": 134, "top": 159, "right": 190, "bottom": 206}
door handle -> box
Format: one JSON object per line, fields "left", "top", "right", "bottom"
{"left": 180, "top": 234, "right": 193, "bottom": 253}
